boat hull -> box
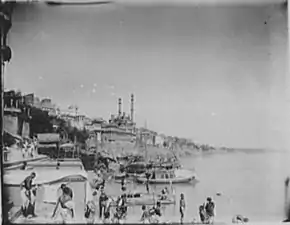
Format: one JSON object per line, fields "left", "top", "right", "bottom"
{"left": 136, "top": 169, "right": 196, "bottom": 184}
{"left": 114, "top": 173, "right": 127, "bottom": 180}
{"left": 136, "top": 176, "right": 195, "bottom": 184}
{"left": 111, "top": 193, "right": 175, "bottom": 206}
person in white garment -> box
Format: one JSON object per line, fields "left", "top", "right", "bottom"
{"left": 51, "top": 184, "right": 75, "bottom": 224}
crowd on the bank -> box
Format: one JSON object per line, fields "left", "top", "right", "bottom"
{"left": 3, "top": 136, "right": 38, "bottom": 161}
{"left": 19, "top": 159, "right": 278, "bottom": 224}
{"left": 20, "top": 136, "right": 38, "bottom": 159}
{"left": 18, "top": 164, "right": 217, "bottom": 224}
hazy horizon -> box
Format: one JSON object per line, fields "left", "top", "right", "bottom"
{"left": 5, "top": 2, "right": 288, "bottom": 149}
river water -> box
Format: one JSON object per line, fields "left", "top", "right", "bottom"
{"left": 102, "top": 150, "right": 290, "bottom": 223}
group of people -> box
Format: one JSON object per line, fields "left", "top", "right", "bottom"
{"left": 20, "top": 171, "right": 76, "bottom": 223}
{"left": 140, "top": 201, "right": 162, "bottom": 223}
{"left": 198, "top": 197, "right": 216, "bottom": 224}
{"left": 20, "top": 136, "right": 38, "bottom": 159}
{"left": 86, "top": 169, "right": 128, "bottom": 224}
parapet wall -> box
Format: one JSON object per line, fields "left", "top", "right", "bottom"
{"left": 4, "top": 114, "right": 30, "bottom": 137}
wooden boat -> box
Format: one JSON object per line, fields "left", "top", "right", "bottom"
{"left": 110, "top": 190, "right": 176, "bottom": 206}
{"left": 148, "top": 161, "right": 181, "bottom": 170}
{"left": 136, "top": 168, "right": 196, "bottom": 184}
{"left": 124, "top": 160, "right": 179, "bottom": 172}
{"left": 114, "top": 172, "right": 127, "bottom": 180}
{"left": 125, "top": 162, "right": 147, "bottom": 175}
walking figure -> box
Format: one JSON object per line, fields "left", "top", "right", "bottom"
{"left": 51, "top": 184, "right": 75, "bottom": 223}
{"left": 99, "top": 188, "right": 108, "bottom": 219}
{"left": 284, "top": 177, "right": 290, "bottom": 222}
{"left": 179, "top": 193, "right": 186, "bottom": 224}
{"left": 145, "top": 169, "right": 151, "bottom": 193}
{"left": 140, "top": 205, "right": 150, "bottom": 224}
{"left": 20, "top": 172, "right": 37, "bottom": 218}
{"left": 199, "top": 205, "right": 206, "bottom": 223}
{"left": 205, "top": 197, "right": 215, "bottom": 224}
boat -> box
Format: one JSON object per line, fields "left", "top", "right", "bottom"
{"left": 114, "top": 172, "right": 127, "bottom": 180}
{"left": 110, "top": 190, "right": 176, "bottom": 206}
{"left": 125, "top": 162, "right": 147, "bottom": 176}
{"left": 136, "top": 168, "right": 196, "bottom": 184}
{"left": 147, "top": 160, "right": 181, "bottom": 170}
{"left": 4, "top": 159, "right": 94, "bottom": 223}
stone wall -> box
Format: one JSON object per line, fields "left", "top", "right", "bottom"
{"left": 22, "top": 122, "right": 30, "bottom": 138}
{"left": 4, "top": 114, "right": 30, "bottom": 137}
{"left": 3, "top": 115, "right": 18, "bottom": 136}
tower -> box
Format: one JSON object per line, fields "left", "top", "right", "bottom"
{"left": 130, "top": 94, "right": 134, "bottom": 122}
{"left": 118, "top": 98, "right": 122, "bottom": 117}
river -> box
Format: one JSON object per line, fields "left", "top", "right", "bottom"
{"left": 101, "top": 150, "right": 290, "bottom": 223}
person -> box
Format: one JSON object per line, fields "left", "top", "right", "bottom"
{"left": 51, "top": 183, "right": 75, "bottom": 223}
{"left": 149, "top": 201, "right": 162, "bottom": 223}
{"left": 60, "top": 184, "right": 73, "bottom": 199}
{"left": 232, "top": 215, "right": 249, "bottom": 223}
{"left": 85, "top": 200, "right": 96, "bottom": 224}
{"left": 119, "top": 194, "right": 127, "bottom": 218}
{"left": 284, "top": 176, "right": 290, "bottom": 222}
{"left": 205, "top": 197, "right": 215, "bottom": 224}
{"left": 20, "top": 172, "right": 37, "bottom": 218}
{"left": 3, "top": 144, "right": 9, "bottom": 162}
{"left": 145, "top": 170, "right": 151, "bottom": 193}
{"left": 103, "top": 197, "right": 113, "bottom": 223}
{"left": 199, "top": 205, "right": 206, "bottom": 223}
{"left": 33, "top": 136, "right": 38, "bottom": 155}
{"left": 21, "top": 161, "right": 27, "bottom": 170}
{"left": 113, "top": 194, "right": 127, "bottom": 223}
{"left": 99, "top": 187, "right": 108, "bottom": 219}
{"left": 21, "top": 140, "right": 27, "bottom": 158}
{"left": 121, "top": 176, "right": 126, "bottom": 191}
{"left": 160, "top": 187, "right": 168, "bottom": 200}
{"left": 94, "top": 170, "right": 105, "bottom": 190}
{"left": 27, "top": 142, "right": 34, "bottom": 158}
{"left": 140, "top": 205, "right": 150, "bottom": 224}
{"left": 179, "top": 193, "right": 186, "bottom": 224}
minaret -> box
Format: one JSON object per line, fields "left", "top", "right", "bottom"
{"left": 130, "top": 94, "right": 134, "bottom": 122}
{"left": 118, "top": 98, "right": 122, "bottom": 117}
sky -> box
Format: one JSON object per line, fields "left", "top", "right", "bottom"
{"left": 5, "top": 1, "right": 288, "bottom": 149}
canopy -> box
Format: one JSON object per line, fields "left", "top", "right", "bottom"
{"left": 4, "top": 169, "right": 88, "bottom": 186}
{"left": 60, "top": 143, "right": 75, "bottom": 149}
{"left": 37, "top": 133, "right": 60, "bottom": 144}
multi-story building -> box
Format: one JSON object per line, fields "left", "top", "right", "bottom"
{"left": 40, "top": 98, "right": 58, "bottom": 117}
{"left": 155, "top": 133, "right": 166, "bottom": 147}
{"left": 85, "top": 117, "right": 105, "bottom": 141}
{"left": 58, "top": 105, "right": 90, "bottom": 130}
{"left": 137, "top": 127, "right": 157, "bottom": 146}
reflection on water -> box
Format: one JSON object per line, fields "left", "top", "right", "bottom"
{"left": 106, "top": 150, "right": 290, "bottom": 222}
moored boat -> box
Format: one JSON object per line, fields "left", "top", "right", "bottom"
{"left": 114, "top": 172, "right": 127, "bottom": 180}
{"left": 136, "top": 168, "right": 196, "bottom": 184}
{"left": 110, "top": 190, "right": 176, "bottom": 206}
